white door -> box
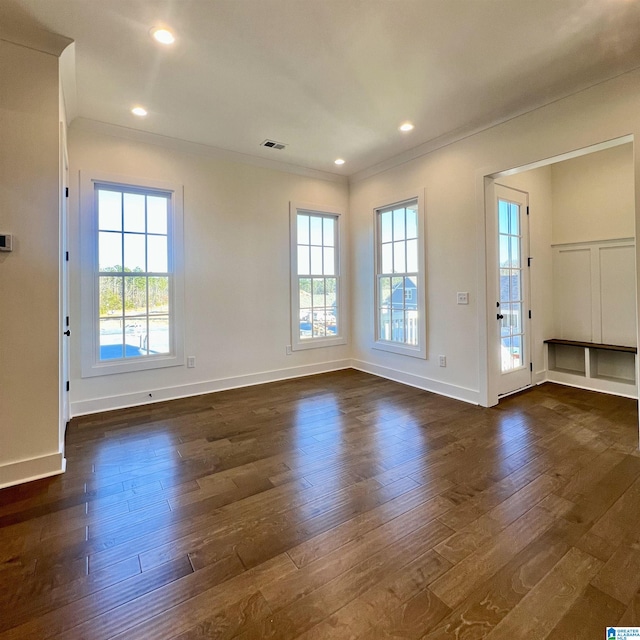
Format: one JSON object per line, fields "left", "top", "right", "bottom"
{"left": 495, "top": 185, "right": 532, "bottom": 396}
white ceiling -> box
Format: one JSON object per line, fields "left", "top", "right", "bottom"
{"left": 5, "top": 0, "right": 640, "bottom": 177}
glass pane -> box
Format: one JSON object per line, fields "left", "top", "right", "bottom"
{"left": 501, "top": 336, "right": 513, "bottom": 372}
{"left": 326, "top": 308, "right": 337, "bottom": 335}
{"left": 510, "top": 271, "right": 521, "bottom": 301}
{"left": 379, "top": 276, "right": 391, "bottom": 307}
{"left": 299, "top": 309, "right": 312, "bottom": 339}
{"left": 406, "top": 206, "right": 418, "bottom": 239}
{"left": 393, "top": 209, "right": 405, "bottom": 241}
{"left": 98, "top": 189, "right": 122, "bottom": 231}
{"left": 323, "top": 217, "right": 335, "bottom": 247}
{"left": 498, "top": 200, "right": 509, "bottom": 234}
{"left": 313, "top": 317, "right": 326, "bottom": 337}
{"left": 99, "top": 232, "right": 122, "bottom": 271}
{"left": 147, "top": 235, "right": 168, "bottom": 272}
{"left": 406, "top": 239, "right": 418, "bottom": 273}
{"left": 406, "top": 310, "right": 418, "bottom": 346}
{"left": 124, "top": 233, "right": 145, "bottom": 272}
{"left": 510, "top": 237, "right": 520, "bottom": 268}
{"left": 392, "top": 308, "right": 405, "bottom": 342}
{"left": 499, "top": 269, "right": 510, "bottom": 303}
{"left": 499, "top": 236, "right": 509, "bottom": 266}
{"left": 310, "top": 216, "right": 323, "bottom": 245}
{"left": 323, "top": 247, "right": 335, "bottom": 275}
{"left": 147, "top": 196, "right": 168, "bottom": 234}
{"left": 379, "top": 308, "right": 390, "bottom": 341}
{"left": 297, "top": 246, "right": 310, "bottom": 275}
{"left": 148, "top": 316, "right": 170, "bottom": 354}
{"left": 99, "top": 276, "right": 123, "bottom": 317}
{"left": 381, "top": 243, "right": 393, "bottom": 274}
{"left": 123, "top": 193, "right": 145, "bottom": 232}
{"left": 124, "top": 276, "right": 147, "bottom": 316}
{"left": 310, "top": 246, "right": 323, "bottom": 274}
{"left": 299, "top": 278, "right": 311, "bottom": 310}
{"left": 501, "top": 304, "right": 512, "bottom": 336}
{"left": 297, "top": 215, "right": 309, "bottom": 245}
{"left": 404, "top": 277, "right": 416, "bottom": 308}
{"left": 391, "top": 277, "right": 403, "bottom": 308}
{"left": 312, "top": 278, "right": 325, "bottom": 307}
{"left": 510, "top": 303, "right": 522, "bottom": 334}
{"left": 393, "top": 241, "right": 406, "bottom": 273}
{"left": 509, "top": 203, "right": 519, "bottom": 235}
{"left": 100, "top": 317, "right": 123, "bottom": 361}
{"left": 124, "top": 316, "right": 146, "bottom": 358}
{"left": 380, "top": 211, "right": 392, "bottom": 243}
{"left": 149, "top": 276, "right": 169, "bottom": 313}
{"left": 325, "top": 277, "right": 337, "bottom": 311}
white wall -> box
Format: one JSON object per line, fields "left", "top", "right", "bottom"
{"left": 0, "top": 40, "right": 63, "bottom": 487}
{"left": 552, "top": 143, "right": 635, "bottom": 244}
{"left": 350, "top": 68, "right": 640, "bottom": 406}
{"left": 68, "top": 125, "right": 350, "bottom": 415}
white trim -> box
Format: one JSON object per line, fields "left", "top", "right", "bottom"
{"left": 72, "top": 118, "right": 348, "bottom": 185}
{"left": 351, "top": 359, "right": 479, "bottom": 405}
{"left": 71, "top": 359, "right": 352, "bottom": 416}
{"left": 289, "top": 202, "right": 347, "bottom": 352}
{"left": 372, "top": 190, "right": 427, "bottom": 359}
{"left": 79, "top": 171, "right": 185, "bottom": 377}
{"left": 0, "top": 452, "right": 66, "bottom": 490}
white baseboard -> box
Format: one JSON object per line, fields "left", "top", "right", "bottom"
{"left": 71, "top": 359, "right": 352, "bottom": 416}
{"left": 351, "top": 359, "right": 480, "bottom": 405}
{"left": 0, "top": 452, "right": 66, "bottom": 489}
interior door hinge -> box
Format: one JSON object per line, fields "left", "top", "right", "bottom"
{"left": 66, "top": 381, "right": 70, "bottom": 392}
{"left": 529, "top": 362, "right": 533, "bottom": 372}
{"left": 66, "top": 251, "right": 69, "bottom": 261}
{"left": 526, "top": 206, "right": 529, "bottom": 216}
{"left": 65, "top": 187, "right": 69, "bottom": 198}
{"left": 528, "top": 310, "right": 531, "bottom": 319}
{"left": 527, "top": 257, "right": 532, "bottom": 267}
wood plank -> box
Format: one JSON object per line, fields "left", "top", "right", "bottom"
{"left": 484, "top": 547, "right": 602, "bottom": 640}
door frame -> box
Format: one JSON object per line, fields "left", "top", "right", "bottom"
{"left": 478, "top": 135, "right": 635, "bottom": 407}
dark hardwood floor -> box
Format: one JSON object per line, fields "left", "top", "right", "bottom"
{"left": 1, "top": 370, "right": 639, "bottom": 639}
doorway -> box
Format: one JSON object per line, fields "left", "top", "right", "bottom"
{"left": 483, "top": 136, "right": 636, "bottom": 407}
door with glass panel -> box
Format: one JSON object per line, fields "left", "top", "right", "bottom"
{"left": 495, "top": 185, "right": 531, "bottom": 396}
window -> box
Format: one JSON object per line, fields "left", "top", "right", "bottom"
{"left": 290, "top": 202, "right": 346, "bottom": 351}
{"left": 80, "top": 174, "right": 184, "bottom": 376}
{"left": 374, "top": 192, "right": 426, "bottom": 358}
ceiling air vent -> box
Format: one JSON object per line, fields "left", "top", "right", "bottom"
{"left": 261, "top": 139, "right": 286, "bottom": 150}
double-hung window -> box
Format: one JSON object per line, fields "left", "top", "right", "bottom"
{"left": 290, "top": 203, "right": 346, "bottom": 351}
{"left": 374, "top": 192, "right": 426, "bottom": 358}
{"left": 81, "top": 174, "right": 184, "bottom": 377}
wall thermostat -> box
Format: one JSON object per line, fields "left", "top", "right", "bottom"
{"left": 0, "top": 234, "right": 12, "bottom": 252}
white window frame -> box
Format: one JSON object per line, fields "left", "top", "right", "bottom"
{"left": 373, "top": 190, "right": 427, "bottom": 359}
{"left": 290, "top": 202, "right": 347, "bottom": 351}
{"left": 80, "top": 171, "right": 185, "bottom": 377}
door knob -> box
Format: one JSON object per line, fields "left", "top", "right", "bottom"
{"left": 63, "top": 330, "right": 71, "bottom": 336}
{"left": 496, "top": 314, "right": 504, "bottom": 320}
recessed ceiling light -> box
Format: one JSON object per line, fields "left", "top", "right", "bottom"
{"left": 151, "top": 28, "right": 175, "bottom": 45}
{"left": 334, "top": 158, "right": 345, "bottom": 165}
{"left": 131, "top": 106, "right": 148, "bottom": 117}
{"left": 399, "top": 122, "right": 414, "bottom": 132}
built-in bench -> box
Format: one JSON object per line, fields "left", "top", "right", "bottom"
{"left": 544, "top": 338, "right": 637, "bottom": 398}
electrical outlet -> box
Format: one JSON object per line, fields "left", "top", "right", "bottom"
{"left": 457, "top": 292, "right": 469, "bottom": 305}
{"left": 187, "top": 356, "right": 196, "bottom": 368}
{"left": 439, "top": 355, "right": 447, "bottom": 367}
{"left": 286, "top": 345, "right": 292, "bottom": 355}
